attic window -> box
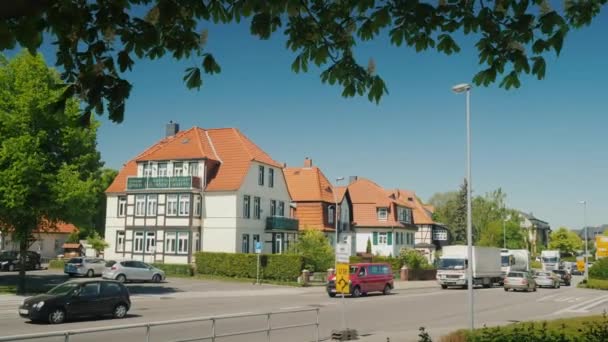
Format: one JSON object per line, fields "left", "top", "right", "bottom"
{"left": 408, "top": 197, "right": 413, "bottom": 201}
{"left": 294, "top": 171, "right": 300, "bottom": 175}
{"left": 181, "top": 138, "right": 190, "bottom": 144}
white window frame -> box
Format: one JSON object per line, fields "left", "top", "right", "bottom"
{"left": 118, "top": 197, "right": 126, "bottom": 217}
{"left": 243, "top": 195, "right": 250, "bottom": 218}
{"left": 270, "top": 200, "right": 277, "bottom": 216}
{"left": 328, "top": 206, "right": 335, "bottom": 224}
{"left": 166, "top": 195, "right": 178, "bottom": 216}
{"left": 188, "top": 162, "right": 198, "bottom": 176}
{"left": 116, "top": 231, "right": 125, "bottom": 252}
{"left": 433, "top": 229, "right": 448, "bottom": 241}
{"left": 142, "top": 163, "right": 152, "bottom": 177}
{"left": 146, "top": 195, "right": 157, "bottom": 216}
{"left": 258, "top": 166, "right": 264, "bottom": 186}
{"left": 179, "top": 194, "right": 190, "bottom": 216}
{"left": 145, "top": 231, "right": 156, "bottom": 253}
{"left": 278, "top": 201, "right": 285, "bottom": 217}
{"left": 194, "top": 195, "right": 202, "bottom": 217}
{"left": 135, "top": 195, "right": 146, "bottom": 216}
{"left": 173, "top": 162, "right": 184, "bottom": 176}
{"left": 134, "top": 232, "right": 144, "bottom": 253}
{"left": 268, "top": 168, "right": 274, "bottom": 188}
{"left": 158, "top": 163, "right": 168, "bottom": 177}
{"left": 378, "top": 232, "right": 388, "bottom": 245}
{"left": 165, "top": 232, "right": 176, "bottom": 254}
{"left": 177, "top": 232, "right": 189, "bottom": 255}
{"left": 377, "top": 208, "right": 388, "bottom": 221}
{"left": 254, "top": 197, "right": 261, "bottom": 219}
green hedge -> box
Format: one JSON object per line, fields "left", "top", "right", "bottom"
{"left": 350, "top": 256, "right": 402, "bottom": 272}
{"left": 579, "top": 278, "right": 608, "bottom": 290}
{"left": 194, "top": 252, "right": 303, "bottom": 281}
{"left": 151, "top": 263, "right": 194, "bottom": 277}
{"left": 48, "top": 259, "right": 65, "bottom": 269}
{"left": 589, "top": 258, "right": 608, "bottom": 280}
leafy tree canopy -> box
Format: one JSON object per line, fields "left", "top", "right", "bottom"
{"left": 548, "top": 227, "right": 583, "bottom": 257}
{"left": 1, "top": 1, "right": 605, "bottom": 123}
{"left": 287, "top": 229, "right": 334, "bottom": 272}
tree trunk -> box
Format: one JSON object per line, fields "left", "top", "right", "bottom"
{"left": 17, "top": 239, "right": 27, "bottom": 294}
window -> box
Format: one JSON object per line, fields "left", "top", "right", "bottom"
{"left": 254, "top": 197, "right": 261, "bottom": 219}
{"left": 278, "top": 201, "right": 285, "bottom": 217}
{"left": 118, "top": 197, "right": 126, "bottom": 217}
{"left": 188, "top": 162, "right": 198, "bottom": 176}
{"left": 378, "top": 232, "right": 388, "bottom": 244}
{"left": 177, "top": 232, "right": 189, "bottom": 254}
{"left": 433, "top": 229, "right": 448, "bottom": 241}
{"left": 143, "top": 163, "right": 152, "bottom": 177}
{"left": 258, "top": 165, "right": 265, "bottom": 186}
{"left": 146, "top": 195, "right": 157, "bottom": 216}
{"left": 253, "top": 234, "right": 260, "bottom": 252}
{"left": 328, "top": 206, "right": 335, "bottom": 224}
{"left": 398, "top": 207, "right": 411, "bottom": 223}
{"left": 134, "top": 232, "right": 144, "bottom": 252}
{"left": 101, "top": 282, "right": 122, "bottom": 296}
{"left": 242, "top": 234, "right": 250, "bottom": 253}
{"left": 145, "top": 231, "right": 156, "bottom": 253}
{"left": 194, "top": 195, "right": 202, "bottom": 217}
{"left": 243, "top": 195, "right": 250, "bottom": 218}
{"left": 194, "top": 232, "right": 200, "bottom": 252}
{"left": 79, "top": 283, "right": 100, "bottom": 297}
{"left": 135, "top": 195, "right": 146, "bottom": 216}
{"left": 158, "top": 163, "right": 168, "bottom": 177}
{"left": 179, "top": 194, "right": 190, "bottom": 216}
{"left": 268, "top": 168, "right": 274, "bottom": 187}
{"left": 377, "top": 208, "right": 388, "bottom": 221}
{"left": 173, "top": 162, "right": 184, "bottom": 176}
{"left": 116, "top": 231, "right": 125, "bottom": 252}
{"left": 165, "top": 232, "right": 176, "bottom": 254}
{"left": 167, "top": 195, "right": 178, "bottom": 216}
{"left": 270, "top": 200, "right": 277, "bottom": 216}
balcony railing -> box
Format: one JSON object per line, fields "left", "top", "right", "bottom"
{"left": 266, "top": 216, "right": 299, "bottom": 231}
{"left": 126, "top": 176, "right": 201, "bottom": 190}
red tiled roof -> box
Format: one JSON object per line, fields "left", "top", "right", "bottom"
{"left": 334, "top": 186, "right": 347, "bottom": 202}
{"left": 347, "top": 178, "right": 414, "bottom": 228}
{"left": 283, "top": 166, "right": 335, "bottom": 202}
{"left": 35, "top": 221, "right": 78, "bottom": 234}
{"left": 393, "top": 189, "right": 435, "bottom": 225}
{"left": 106, "top": 127, "right": 282, "bottom": 193}
{"left": 62, "top": 243, "right": 82, "bottom": 249}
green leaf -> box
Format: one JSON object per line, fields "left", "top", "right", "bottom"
{"left": 117, "top": 51, "right": 134, "bottom": 72}
{"left": 531, "top": 57, "right": 546, "bottom": 80}
{"left": 202, "top": 54, "right": 221, "bottom": 74}
{"left": 183, "top": 67, "right": 202, "bottom": 89}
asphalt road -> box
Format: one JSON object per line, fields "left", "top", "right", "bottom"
{"left": 0, "top": 274, "right": 606, "bottom": 342}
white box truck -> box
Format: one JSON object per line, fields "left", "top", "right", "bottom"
{"left": 500, "top": 249, "right": 530, "bottom": 275}
{"left": 541, "top": 250, "right": 560, "bottom": 271}
{"left": 436, "top": 245, "right": 502, "bottom": 289}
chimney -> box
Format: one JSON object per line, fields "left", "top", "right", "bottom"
{"left": 165, "top": 121, "right": 180, "bottom": 137}
{"left": 304, "top": 157, "right": 312, "bottom": 168}
{"left": 349, "top": 176, "right": 358, "bottom": 184}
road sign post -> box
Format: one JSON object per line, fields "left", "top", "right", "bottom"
{"left": 255, "top": 241, "right": 262, "bottom": 285}
{"left": 335, "top": 242, "right": 350, "bottom": 331}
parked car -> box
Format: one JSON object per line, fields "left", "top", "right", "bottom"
{"left": 552, "top": 269, "right": 572, "bottom": 286}
{"left": 326, "top": 263, "right": 393, "bottom": 298}
{"left": 64, "top": 257, "right": 106, "bottom": 277}
{"left": 102, "top": 260, "right": 165, "bottom": 283}
{"left": 534, "top": 271, "right": 561, "bottom": 288}
{"left": 503, "top": 271, "right": 536, "bottom": 292}
{"left": 0, "top": 251, "right": 41, "bottom": 272}
{"left": 18, "top": 280, "right": 131, "bottom": 324}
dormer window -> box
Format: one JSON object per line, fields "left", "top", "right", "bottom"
{"left": 377, "top": 207, "right": 388, "bottom": 221}
{"left": 158, "top": 163, "right": 168, "bottom": 177}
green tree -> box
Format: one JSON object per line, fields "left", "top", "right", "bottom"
{"left": 452, "top": 180, "right": 468, "bottom": 244}
{"left": 0, "top": 2, "right": 604, "bottom": 123}
{"left": 288, "top": 230, "right": 334, "bottom": 272}
{"left": 428, "top": 191, "right": 459, "bottom": 225}
{"left": 366, "top": 237, "right": 372, "bottom": 254}
{"left": 0, "top": 52, "right": 101, "bottom": 293}
{"left": 87, "top": 232, "right": 109, "bottom": 257}
{"left": 399, "top": 248, "right": 430, "bottom": 270}
{"left": 548, "top": 227, "right": 583, "bottom": 257}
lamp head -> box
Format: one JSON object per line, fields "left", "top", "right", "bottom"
{"left": 452, "top": 83, "right": 472, "bottom": 93}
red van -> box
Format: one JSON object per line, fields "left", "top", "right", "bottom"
{"left": 327, "top": 263, "right": 394, "bottom": 298}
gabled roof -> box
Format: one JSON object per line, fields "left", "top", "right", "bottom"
{"left": 334, "top": 186, "right": 347, "bottom": 202}
{"left": 391, "top": 189, "right": 435, "bottom": 225}
{"left": 106, "top": 127, "right": 282, "bottom": 193}
{"left": 283, "top": 166, "right": 335, "bottom": 202}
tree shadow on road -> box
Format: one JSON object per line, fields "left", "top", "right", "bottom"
{"left": 0, "top": 271, "right": 69, "bottom": 294}
{"left": 25, "top": 314, "right": 143, "bottom": 325}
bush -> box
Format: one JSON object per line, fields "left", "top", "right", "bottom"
{"left": 590, "top": 258, "right": 608, "bottom": 280}
{"left": 194, "top": 252, "right": 303, "bottom": 281}
{"left": 399, "top": 248, "right": 431, "bottom": 270}
{"left": 530, "top": 260, "right": 542, "bottom": 269}
{"left": 349, "top": 255, "right": 402, "bottom": 272}
{"left": 287, "top": 230, "right": 334, "bottom": 272}
{"left": 151, "top": 263, "right": 194, "bottom": 277}
{"left": 579, "top": 278, "right": 608, "bottom": 290}
{"left": 48, "top": 259, "right": 65, "bottom": 269}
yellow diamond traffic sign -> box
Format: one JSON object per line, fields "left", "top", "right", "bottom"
{"left": 335, "top": 263, "right": 350, "bottom": 294}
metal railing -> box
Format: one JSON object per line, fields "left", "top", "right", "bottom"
{"left": 0, "top": 308, "right": 320, "bottom": 342}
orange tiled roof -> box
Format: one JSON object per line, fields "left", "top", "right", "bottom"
{"left": 393, "top": 189, "right": 435, "bottom": 225}
{"left": 347, "top": 178, "right": 414, "bottom": 228}
{"left": 35, "top": 221, "right": 78, "bottom": 234}
{"left": 334, "top": 186, "right": 347, "bottom": 202}
{"left": 106, "top": 127, "right": 282, "bottom": 193}
{"left": 62, "top": 243, "right": 82, "bottom": 249}
{"left": 283, "top": 167, "right": 335, "bottom": 202}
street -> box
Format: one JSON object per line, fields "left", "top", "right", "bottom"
{"left": 0, "top": 272, "right": 607, "bottom": 342}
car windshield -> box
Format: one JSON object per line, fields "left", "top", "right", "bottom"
{"left": 105, "top": 260, "right": 116, "bottom": 267}
{"left": 501, "top": 256, "right": 510, "bottom": 267}
{"left": 67, "top": 258, "right": 82, "bottom": 264}
{"left": 0, "top": 252, "right": 17, "bottom": 260}
{"left": 553, "top": 270, "right": 565, "bottom": 274}
{"left": 507, "top": 272, "right": 524, "bottom": 278}
{"left": 536, "top": 272, "right": 551, "bottom": 277}
{"left": 439, "top": 258, "right": 466, "bottom": 270}
{"left": 542, "top": 257, "right": 558, "bottom": 263}
{"left": 47, "top": 283, "right": 80, "bottom": 295}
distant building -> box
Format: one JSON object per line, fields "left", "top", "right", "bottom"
{"left": 0, "top": 221, "right": 78, "bottom": 259}
{"left": 519, "top": 212, "right": 551, "bottom": 255}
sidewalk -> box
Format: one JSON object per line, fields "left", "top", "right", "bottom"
{"left": 393, "top": 280, "right": 437, "bottom": 291}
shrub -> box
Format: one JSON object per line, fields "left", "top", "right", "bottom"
{"left": 579, "top": 278, "right": 608, "bottom": 290}
{"left": 366, "top": 238, "right": 372, "bottom": 254}
{"left": 399, "top": 248, "right": 431, "bottom": 270}
{"left": 350, "top": 255, "right": 402, "bottom": 272}
{"left": 530, "top": 260, "right": 542, "bottom": 269}
{"left": 590, "top": 258, "right": 608, "bottom": 280}
{"left": 194, "top": 252, "right": 303, "bottom": 281}
{"left": 48, "top": 259, "right": 65, "bottom": 269}
{"left": 151, "top": 263, "right": 194, "bottom": 277}
{"left": 286, "top": 230, "right": 334, "bottom": 272}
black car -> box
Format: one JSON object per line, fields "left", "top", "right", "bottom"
{"left": 552, "top": 269, "right": 572, "bottom": 286}
{"left": 19, "top": 280, "right": 131, "bottom": 324}
{"left": 0, "top": 251, "right": 41, "bottom": 271}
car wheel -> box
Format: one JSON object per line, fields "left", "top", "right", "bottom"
{"left": 8, "top": 264, "right": 14, "bottom": 272}
{"left": 36, "top": 263, "right": 41, "bottom": 270}
{"left": 116, "top": 274, "right": 127, "bottom": 283}
{"left": 87, "top": 269, "right": 94, "bottom": 278}
{"left": 441, "top": 285, "right": 448, "bottom": 289}
{"left": 152, "top": 274, "right": 161, "bottom": 283}
{"left": 504, "top": 287, "right": 508, "bottom": 292}
{"left": 533, "top": 286, "right": 537, "bottom": 292}
{"left": 113, "top": 303, "right": 128, "bottom": 319}
{"left": 328, "top": 293, "right": 336, "bottom": 298}
{"left": 352, "top": 286, "right": 362, "bottom": 298}
{"left": 383, "top": 284, "right": 391, "bottom": 295}
{"left": 48, "top": 308, "right": 66, "bottom": 324}
{"left": 557, "top": 283, "right": 561, "bottom": 289}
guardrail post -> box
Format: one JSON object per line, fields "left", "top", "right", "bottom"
{"left": 145, "top": 324, "right": 151, "bottom": 342}
{"left": 64, "top": 332, "right": 70, "bottom": 342}
{"left": 315, "top": 308, "right": 320, "bottom": 342}
{"left": 266, "top": 313, "right": 271, "bottom": 342}
{"left": 211, "top": 318, "right": 216, "bottom": 342}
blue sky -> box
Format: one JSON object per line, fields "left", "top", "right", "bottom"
{"left": 30, "top": 9, "right": 608, "bottom": 230}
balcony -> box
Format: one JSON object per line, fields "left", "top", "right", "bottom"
{"left": 126, "top": 176, "right": 201, "bottom": 190}
{"left": 266, "top": 216, "right": 299, "bottom": 231}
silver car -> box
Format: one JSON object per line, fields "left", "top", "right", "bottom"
{"left": 504, "top": 271, "right": 536, "bottom": 292}
{"left": 534, "top": 271, "right": 561, "bottom": 288}
{"left": 102, "top": 260, "right": 165, "bottom": 283}
{"left": 64, "top": 258, "right": 106, "bottom": 277}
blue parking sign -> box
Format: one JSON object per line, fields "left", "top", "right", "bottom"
{"left": 255, "top": 241, "right": 262, "bottom": 254}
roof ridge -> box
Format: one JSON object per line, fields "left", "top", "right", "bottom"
{"left": 204, "top": 129, "right": 222, "bottom": 162}
{"left": 232, "top": 128, "right": 255, "bottom": 161}
{"left": 194, "top": 127, "right": 207, "bottom": 158}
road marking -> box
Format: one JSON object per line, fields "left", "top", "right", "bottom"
{"left": 553, "top": 294, "right": 608, "bottom": 315}
{"left": 280, "top": 306, "right": 303, "bottom": 310}
{"left": 569, "top": 296, "right": 608, "bottom": 313}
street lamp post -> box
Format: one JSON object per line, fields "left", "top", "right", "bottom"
{"left": 452, "top": 83, "right": 474, "bottom": 331}
{"left": 579, "top": 200, "right": 588, "bottom": 281}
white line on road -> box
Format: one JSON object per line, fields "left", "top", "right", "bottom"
{"left": 553, "top": 294, "right": 608, "bottom": 315}
{"left": 279, "top": 306, "right": 303, "bottom": 310}
{"left": 569, "top": 297, "right": 608, "bottom": 313}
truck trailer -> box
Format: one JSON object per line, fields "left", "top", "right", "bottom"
{"left": 436, "top": 245, "right": 502, "bottom": 289}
